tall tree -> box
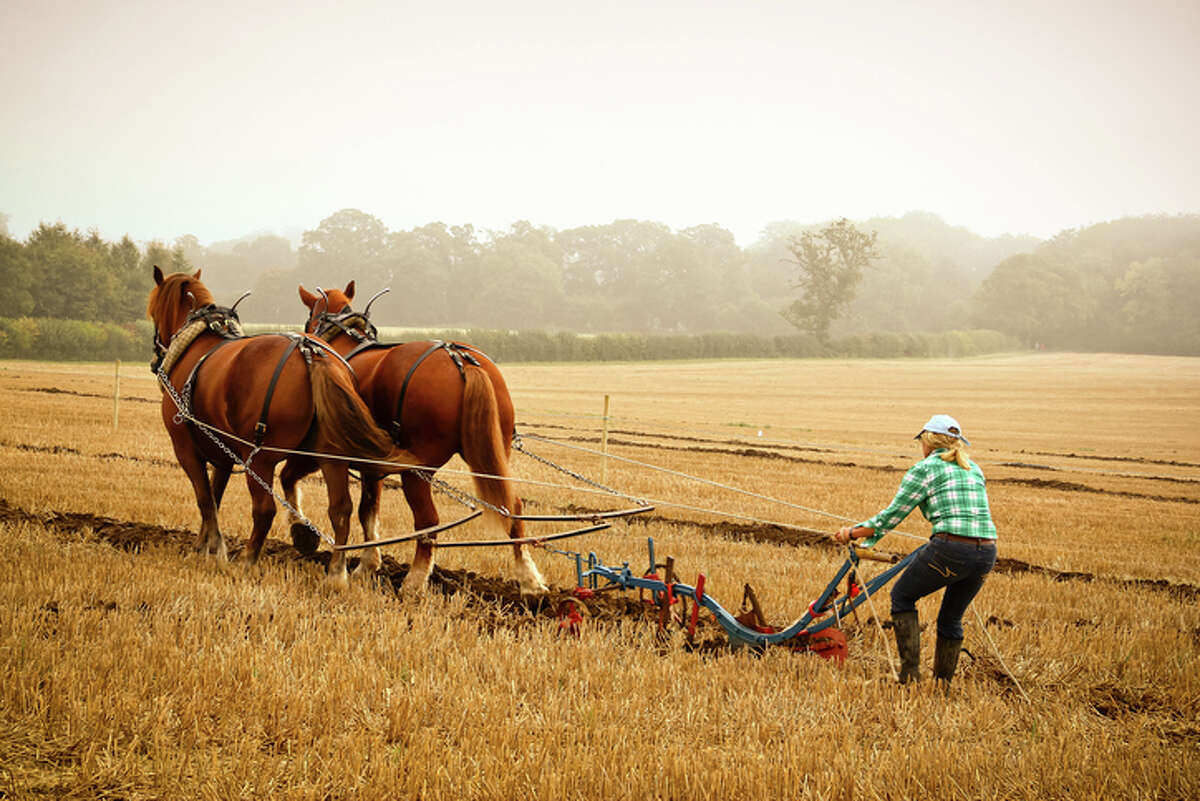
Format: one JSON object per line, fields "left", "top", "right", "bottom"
{"left": 299, "top": 209, "right": 389, "bottom": 288}
{"left": 1116, "top": 255, "right": 1200, "bottom": 355}
{"left": 782, "top": 218, "right": 879, "bottom": 342}
{"left": 0, "top": 233, "right": 35, "bottom": 316}
{"left": 24, "top": 224, "right": 115, "bottom": 319}
{"left": 110, "top": 235, "right": 146, "bottom": 320}
{"left": 970, "top": 253, "right": 1090, "bottom": 346}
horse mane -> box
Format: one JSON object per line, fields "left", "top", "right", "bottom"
{"left": 147, "top": 271, "right": 215, "bottom": 324}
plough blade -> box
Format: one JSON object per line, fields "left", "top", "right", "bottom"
{"left": 334, "top": 510, "right": 483, "bottom": 551}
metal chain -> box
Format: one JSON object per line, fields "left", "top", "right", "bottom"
{"left": 411, "top": 468, "right": 507, "bottom": 515}
{"left": 408, "top": 432, "right": 644, "bottom": 523}
{"left": 513, "top": 433, "right": 647, "bottom": 506}
{"left": 155, "top": 367, "right": 334, "bottom": 548}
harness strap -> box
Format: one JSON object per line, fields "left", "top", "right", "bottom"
{"left": 180, "top": 338, "right": 238, "bottom": 419}
{"left": 304, "top": 335, "right": 356, "bottom": 378}
{"left": 344, "top": 340, "right": 386, "bottom": 361}
{"left": 392, "top": 342, "right": 446, "bottom": 443}
{"left": 256, "top": 334, "right": 303, "bottom": 447}
{"left": 391, "top": 341, "right": 482, "bottom": 444}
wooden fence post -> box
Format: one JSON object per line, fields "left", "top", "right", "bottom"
{"left": 113, "top": 359, "right": 121, "bottom": 431}
{"left": 600, "top": 394, "right": 610, "bottom": 484}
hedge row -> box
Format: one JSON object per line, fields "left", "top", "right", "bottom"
{"left": 0, "top": 317, "right": 1021, "bottom": 363}
{"left": 0, "top": 318, "right": 156, "bottom": 362}
{"left": 344, "top": 327, "right": 1021, "bottom": 362}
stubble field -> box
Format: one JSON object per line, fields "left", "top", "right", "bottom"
{"left": 1, "top": 352, "right": 1197, "bottom": 800}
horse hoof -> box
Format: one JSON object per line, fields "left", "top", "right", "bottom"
{"left": 291, "top": 523, "right": 321, "bottom": 555}
{"left": 399, "top": 576, "right": 429, "bottom": 597}
{"left": 326, "top": 571, "right": 349, "bottom": 592}
{"left": 519, "top": 580, "right": 549, "bottom": 596}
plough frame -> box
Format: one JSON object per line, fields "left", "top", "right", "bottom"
{"left": 567, "top": 537, "right": 918, "bottom": 649}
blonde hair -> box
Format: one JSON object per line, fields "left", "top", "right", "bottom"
{"left": 920, "top": 430, "right": 972, "bottom": 470}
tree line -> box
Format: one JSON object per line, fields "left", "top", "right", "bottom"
{"left": 1, "top": 210, "right": 1197, "bottom": 356}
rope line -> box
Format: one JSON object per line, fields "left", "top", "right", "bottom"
{"left": 971, "top": 602, "right": 1033, "bottom": 703}
{"left": 517, "top": 410, "right": 1200, "bottom": 483}
{"left": 517, "top": 431, "right": 930, "bottom": 544}
{"left": 151, "top": 394, "right": 928, "bottom": 545}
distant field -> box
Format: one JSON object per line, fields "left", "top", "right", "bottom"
{"left": 1, "top": 353, "right": 1197, "bottom": 800}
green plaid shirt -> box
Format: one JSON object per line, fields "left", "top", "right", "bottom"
{"left": 858, "top": 449, "right": 997, "bottom": 546}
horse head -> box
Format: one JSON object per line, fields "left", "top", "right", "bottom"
{"left": 148, "top": 267, "right": 213, "bottom": 348}
{"left": 299, "top": 281, "right": 355, "bottom": 334}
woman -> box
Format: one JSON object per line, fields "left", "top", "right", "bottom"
{"left": 833, "top": 414, "right": 997, "bottom": 685}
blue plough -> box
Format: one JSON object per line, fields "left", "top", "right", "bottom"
{"left": 554, "top": 537, "right": 918, "bottom": 651}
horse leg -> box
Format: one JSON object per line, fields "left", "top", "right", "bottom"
{"left": 210, "top": 464, "right": 233, "bottom": 509}
{"left": 355, "top": 472, "right": 384, "bottom": 575}
{"left": 174, "top": 445, "right": 225, "bottom": 560}
{"left": 321, "top": 461, "right": 354, "bottom": 590}
{"left": 241, "top": 465, "right": 278, "bottom": 567}
{"left": 459, "top": 364, "right": 545, "bottom": 594}
{"left": 280, "top": 456, "right": 321, "bottom": 554}
{"left": 506, "top": 496, "right": 547, "bottom": 595}
{"left": 399, "top": 470, "right": 439, "bottom": 594}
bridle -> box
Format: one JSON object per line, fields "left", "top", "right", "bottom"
{"left": 307, "top": 287, "right": 388, "bottom": 346}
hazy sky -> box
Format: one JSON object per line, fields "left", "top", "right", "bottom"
{"left": 2, "top": 0, "right": 1197, "bottom": 247}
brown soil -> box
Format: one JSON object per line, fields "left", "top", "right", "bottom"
{"left": 0, "top": 499, "right": 728, "bottom": 650}
{"left": 5, "top": 494, "right": 1197, "bottom": 649}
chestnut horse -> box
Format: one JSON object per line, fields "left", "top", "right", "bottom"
{"left": 148, "top": 268, "right": 413, "bottom": 587}
{"left": 279, "top": 281, "right": 546, "bottom": 595}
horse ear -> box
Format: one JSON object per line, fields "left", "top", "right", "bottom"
{"left": 192, "top": 269, "right": 202, "bottom": 280}
{"left": 153, "top": 265, "right": 164, "bottom": 285}
{"left": 345, "top": 280, "right": 355, "bottom": 300}
{"left": 298, "top": 285, "right": 318, "bottom": 308}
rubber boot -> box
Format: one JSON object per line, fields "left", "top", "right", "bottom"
{"left": 933, "top": 636, "right": 964, "bottom": 690}
{"left": 892, "top": 611, "right": 921, "bottom": 684}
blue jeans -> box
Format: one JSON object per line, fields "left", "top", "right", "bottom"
{"left": 890, "top": 536, "right": 996, "bottom": 640}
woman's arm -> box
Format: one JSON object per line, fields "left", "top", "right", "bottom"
{"left": 833, "top": 525, "right": 875, "bottom": 544}
{"left": 832, "top": 462, "right": 929, "bottom": 546}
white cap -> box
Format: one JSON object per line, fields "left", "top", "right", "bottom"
{"left": 915, "top": 414, "right": 970, "bottom": 446}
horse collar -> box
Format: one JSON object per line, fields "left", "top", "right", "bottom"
{"left": 152, "top": 304, "right": 245, "bottom": 375}
{"left": 154, "top": 319, "right": 208, "bottom": 376}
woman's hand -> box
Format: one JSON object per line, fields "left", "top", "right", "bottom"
{"left": 833, "top": 526, "right": 856, "bottom": 545}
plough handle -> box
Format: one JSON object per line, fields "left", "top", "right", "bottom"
{"left": 852, "top": 547, "right": 901, "bottom": 564}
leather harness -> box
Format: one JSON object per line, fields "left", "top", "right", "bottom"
{"left": 309, "top": 305, "right": 488, "bottom": 446}
{"left": 390, "top": 340, "right": 481, "bottom": 444}
{"left": 158, "top": 304, "right": 354, "bottom": 454}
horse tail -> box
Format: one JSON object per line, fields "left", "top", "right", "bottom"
{"left": 459, "top": 364, "right": 516, "bottom": 533}
{"left": 308, "top": 355, "right": 398, "bottom": 463}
